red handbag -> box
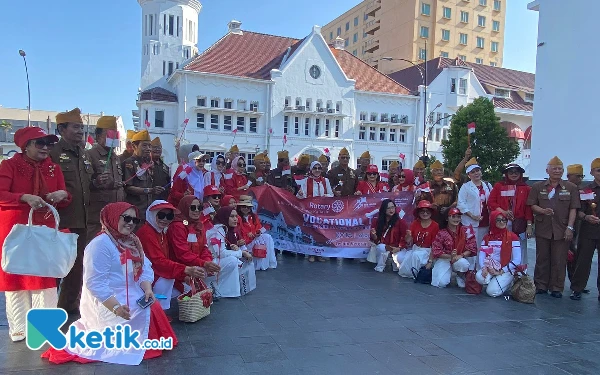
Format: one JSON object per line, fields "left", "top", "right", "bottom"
{"left": 253, "top": 244, "right": 267, "bottom": 258}
{"left": 465, "top": 269, "right": 482, "bottom": 295}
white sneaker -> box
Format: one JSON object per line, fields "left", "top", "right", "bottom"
{"left": 374, "top": 265, "right": 384, "bottom": 272}
{"left": 456, "top": 275, "right": 466, "bottom": 288}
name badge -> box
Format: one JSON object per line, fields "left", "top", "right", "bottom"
{"left": 559, "top": 190, "right": 570, "bottom": 196}
{"left": 501, "top": 190, "right": 516, "bottom": 197}
{"left": 187, "top": 233, "right": 198, "bottom": 243}
{"left": 282, "top": 169, "right": 291, "bottom": 176}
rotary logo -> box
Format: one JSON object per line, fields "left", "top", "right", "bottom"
{"left": 331, "top": 200, "right": 344, "bottom": 213}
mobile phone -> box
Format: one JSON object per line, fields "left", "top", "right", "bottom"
{"left": 136, "top": 296, "right": 154, "bottom": 309}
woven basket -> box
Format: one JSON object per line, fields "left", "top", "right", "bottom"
{"left": 178, "top": 278, "right": 212, "bottom": 323}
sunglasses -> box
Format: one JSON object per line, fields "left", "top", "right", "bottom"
{"left": 189, "top": 205, "right": 202, "bottom": 211}
{"left": 157, "top": 212, "right": 175, "bottom": 220}
{"left": 34, "top": 139, "right": 56, "bottom": 149}
{"left": 238, "top": 163, "right": 246, "bottom": 167}
{"left": 399, "top": 175, "right": 406, "bottom": 178}
{"left": 216, "top": 160, "right": 225, "bottom": 165}
{"left": 120, "top": 215, "right": 141, "bottom": 224}
{"left": 507, "top": 169, "right": 521, "bottom": 175}
{"left": 367, "top": 172, "right": 378, "bottom": 176}
{"left": 313, "top": 166, "right": 322, "bottom": 170}
{"left": 496, "top": 218, "right": 508, "bottom": 223}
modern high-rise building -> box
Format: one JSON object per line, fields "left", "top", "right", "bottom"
{"left": 321, "top": 0, "right": 507, "bottom": 73}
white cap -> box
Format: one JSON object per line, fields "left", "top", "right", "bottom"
{"left": 466, "top": 164, "right": 481, "bottom": 174}
{"left": 188, "top": 151, "right": 206, "bottom": 161}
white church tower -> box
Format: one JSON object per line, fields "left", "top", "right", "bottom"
{"left": 138, "top": 0, "right": 201, "bottom": 90}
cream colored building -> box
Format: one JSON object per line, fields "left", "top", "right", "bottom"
{"left": 321, "top": 0, "right": 506, "bottom": 73}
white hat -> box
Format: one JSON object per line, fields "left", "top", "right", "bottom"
{"left": 188, "top": 151, "right": 205, "bottom": 161}
{"left": 466, "top": 164, "right": 481, "bottom": 174}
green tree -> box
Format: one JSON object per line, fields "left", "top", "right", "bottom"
{"left": 441, "top": 97, "right": 520, "bottom": 183}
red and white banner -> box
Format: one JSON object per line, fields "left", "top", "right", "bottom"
{"left": 250, "top": 185, "right": 415, "bottom": 258}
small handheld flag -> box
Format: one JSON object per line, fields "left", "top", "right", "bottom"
{"left": 145, "top": 120, "right": 151, "bottom": 128}
{"left": 106, "top": 130, "right": 120, "bottom": 148}
{"left": 467, "top": 122, "right": 476, "bottom": 134}
{"left": 178, "top": 164, "right": 193, "bottom": 180}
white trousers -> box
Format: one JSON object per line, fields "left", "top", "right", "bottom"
{"left": 374, "top": 244, "right": 407, "bottom": 272}
{"left": 250, "top": 233, "right": 278, "bottom": 271}
{"left": 5, "top": 288, "right": 58, "bottom": 341}
{"left": 476, "top": 270, "right": 514, "bottom": 297}
{"left": 398, "top": 246, "right": 431, "bottom": 278}
{"left": 431, "top": 258, "right": 471, "bottom": 288}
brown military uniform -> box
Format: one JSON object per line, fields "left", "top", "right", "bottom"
{"left": 152, "top": 159, "right": 171, "bottom": 201}
{"left": 249, "top": 170, "right": 268, "bottom": 187}
{"left": 119, "top": 149, "right": 133, "bottom": 163}
{"left": 266, "top": 168, "right": 297, "bottom": 193}
{"left": 570, "top": 181, "right": 600, "bottom": 293}
{"left": 431, "top": 179, "right": 458, "bottom": 219}
{"left": 327, "top": 165, "right": 358, "bottom": 197}
{"left": 122, "top": 155, "right": 155, "bottom": 221}
{"left": 355, "top": 167, "right": 368, "bottom": 181}
{"left": 85, "top": 143, "right": 124, "bottom": 239}
{"left": 527, "top": 179, "right": 580, "bottom": 292}
{"left": 49, "top": 138, "right": 93, "bottom": 312}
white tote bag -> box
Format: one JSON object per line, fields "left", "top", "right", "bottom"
{"left": 239, "top": 261, "right": 257, "bottom": 296}
{"left": 2, "top": 203, "right": 78, "bottom": 278}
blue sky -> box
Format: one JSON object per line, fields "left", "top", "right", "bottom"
{"left": 0, "top": 0, "right": 538, "bottom": 129}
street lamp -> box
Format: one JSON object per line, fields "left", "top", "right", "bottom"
{"left": 378, "top": 40, "right": 430, "bottom": 164}
{"left": 18, "top": 50, "right": 31, "bottom": 127}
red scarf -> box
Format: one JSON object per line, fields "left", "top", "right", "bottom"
{"left": 22, "top": 154, "right": 49, "bottom": 196}
{"left": 486, "top": 211, "right": 513, "bottom": 267}
{"left": 306, "top": 176, "right": 328, "bottom": 197}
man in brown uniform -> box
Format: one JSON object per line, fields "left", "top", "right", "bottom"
{"left": 429, "top": 160, "right": 458, "bottom": 220}
{"left": 122, "top": 130, "right": 165, "bottom": 221}
{"left": 318, "top": 154, "right": 330, "bottom": 173}
{"left": 85, "top": 116, "right": 124, "bottom": 239}
{"left": 569, "top": 158, "right": 600, "bottom": 301}
{"left": 50, "top": 108, "right": 93, "bottom": 314}
{"left": 249, "top": 153, "right": 268, "bottom": 187}
{"left": 355, "top": 151, "right": 370, "bottom": 180}
{"left": 527, "top": 156, "right": 580, "bottom": 298}
{"left": 413, "top": 159, "right": 426, "bottom": 187}
{"left": 565, "top": 164, "right": 586, "bottom": 287}
{"left": 327, "top": 148, "right": 358, "bottom": 197}
{"left": 226, "top": 144, "right": 240, "bottom": 169}
{"left": 292, "top": 154, "right": 310, "bottom": 179}
{"left": 119, "top": 130, "right": 136, "bottom": 163}
{"left": 266, "top": 150, "right": 297, "bottom": 194}
{"left": 151, "top": 137, "right": 171, "bottom": 201}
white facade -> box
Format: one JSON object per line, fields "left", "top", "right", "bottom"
{"left": 416, "top": 65, "right": 532, "bottom": 174}
{"left": 135, "top": 11, "right": 419, "bottom": 171}
{"left": 139, "top": 0, "right": 201, "bottom": 90}
{"left": 528, "top": 0, "right": 597, "bottom": 180}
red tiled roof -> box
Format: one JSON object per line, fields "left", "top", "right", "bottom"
{"left": 184, "top": 31, "right": 409, "bottom": 95}
{"left": 389, "top": 57, "right": 535, "bottom": 111}
{"left": 139, "top": 87, "right": 178, "bottom": 103}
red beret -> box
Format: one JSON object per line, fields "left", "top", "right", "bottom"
{"left": 13, "top": 127, "right": 59, "bottom": 150}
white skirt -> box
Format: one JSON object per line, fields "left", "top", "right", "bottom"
{"left": 397, "top": 245, "right": 431, "bottom": 278}
{"left": 206, "top": 256, "right": 243, "bottom": 298}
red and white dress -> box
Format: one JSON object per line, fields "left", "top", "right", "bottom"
{"left": 297, "top": 176, "right": 334, "bottom": 198}
{"left": 356, "top": 181, "right": 389, "bottom": 195}
{"left": 397, "top": 220, "right": 440, "bottom": 278}
{"left": 239, "top": 214, "right": 277, "bottom": 271}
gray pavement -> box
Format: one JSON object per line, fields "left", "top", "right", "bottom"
{"left": 1, "top": 240, "right": 600, "bottom": 375}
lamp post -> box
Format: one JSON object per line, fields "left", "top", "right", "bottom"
{"left": 379, "top": 40, "right": 430, "bottom": 164}
{"left": 18, "top": 50, "right": 31, "bottom": 127}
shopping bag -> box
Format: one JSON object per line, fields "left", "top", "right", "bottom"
{"left": 239, "top": 261, "right": 257, "bottom": 296}
{"left": 2, "top": 203, "right": 78, "bottom": 278}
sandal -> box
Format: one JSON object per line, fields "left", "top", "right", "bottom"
{"left": 11, "top": 332, "right": 25, "bottom": 342}
{"left": 308, "top": 256, "right": 315, "bottom": 262}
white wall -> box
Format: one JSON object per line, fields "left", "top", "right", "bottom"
{"left": 528, "top": 0, "right": 598, "bottom": 180}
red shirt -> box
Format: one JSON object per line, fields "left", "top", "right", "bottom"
{"left": 431, "top": 226, "right": 477, "bottom": 258}
{"left": 0, "top": 154, "right": 72, "bottom": 291}
{"left": 356, "top": 181, "right": 389, "bottom": 195}
{"left": 370, "top": 217, "right": 408, "bottom": 247}
{"left": 224, "top": 173, "right": 249, "bottom": 200}
{"left": 409, "top": 220, "right": 439, "bottom": 248}
{"left": 166, "top": 220, "right": 212, "bottom": 268}
{"left": 238, "top": 214, "right": 263, "bottom": 244}
{"left": 137, "top": 223, "right": 187, "bottom": 285}
{"left": 168, "top": 170, "right": 195, "bottom": 208}
{"left": 488, "top": 182, "right": 533, "bottom": 222}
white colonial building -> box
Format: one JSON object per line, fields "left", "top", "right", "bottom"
{"left": 390, "top": 57, "right": 534, "bottom": 174}
{"left": 134, "top": 0, "right": 419, "bottom": 171}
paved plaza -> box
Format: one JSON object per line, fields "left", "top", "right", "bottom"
{"left": 1, "top": 241, "right": 600, "bottom": 375}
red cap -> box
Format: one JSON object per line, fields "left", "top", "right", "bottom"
{"left": 447, "top": 207, "right": 462, "bottom": 216}
{"left": 203, "top": 185, "right": 222, "bottom": 197}
{"left": 149, "top": 201, "right": 180, "bottom": 215}
{"left": 413, "top": 199, "right": 435, "bottom": 217}
{"left": 367, "top": 164, "right": 379, "bottom": 174}
{"left": 13, "top": 127, "right": 59, "bottom": 150}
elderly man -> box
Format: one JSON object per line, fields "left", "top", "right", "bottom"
{"left": 292, "top": 154, "right": 310, "bottom": 179}
{"left": 327, "top": 148, "right": 358, "bottom": 197}
{"left": 266, "top": 150, "right": 297, "bottom": 194}
{"left": 527, "top": 156, "right": 580, "bottom": 298}
{"left": 226, "top": 144, "right": 240, "bottom": 169}
{"left": 249, "top": 153, "right": 268, "bottom": 186}
{"left": 565, "top": 164, "right": 585, "bottom": 286}
{"left": 413, "top": 159, "right": 426, "bottom": 187}
{"left": 122, "top": 130, "right": 164, "bottom": 221}
{"left": 355, "top": 151, "right": 371, "bottom": 180}
{"left": 85, "top": 115, "right": 124, "bottom": 240}
{"left": 151, "top": 137, "right": 171, "bottom": 201}
{"left": 429, "top": 160, "right": 458, "bottom": 220}
{"left": 318, "top": 154, "right": 330, "bottom": 173}
{"left": 569, "top": 158, "right": 600, "bottom": 301}
{"left": 119, "top": 130, "right": 136, "bottom": 163}
{"left": 50, "top": 108, "right": 92, "bottom": 314}
{"left": 386, "top": 160, "right": 400, "bottom": 189}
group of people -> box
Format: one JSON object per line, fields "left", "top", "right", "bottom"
{"left": 0, "top": 107, "right": 599, "bottom": 365}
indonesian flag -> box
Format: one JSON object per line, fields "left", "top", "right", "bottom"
{"left": 465, "top": 224, "right": 475, "bottom": 239}
{"left": 178, "top": 164, "right": 193, "bottom": 180}
{"left": 417, "top": 182, "right": 431, "bottom": 193}
{"left": 86, "top": 135, "right": 94, "bottom": 145}
{"left": 580, "top": 189, "right": 595, "bottom": 201}
{"left": 324, "top": 147, "right": 330, "bottom": 156}
{"left": 183, "top": 118, "right": 189, "bottom": 124}
{"left": 399, "top": 153, "right": 406, "bottom": 161}
{"left": 145, "top": 120, "right": 151, "bottom": 128}
{"left": 232, "top": 129, "right": 238, "bottom": 134}
{"left": 467, "top": 122, "right": 476, "bottom": 134}
{"left": 269, "top": 128, "right": 273, "bottom": 134}
{"left": 136, "top": 163, "right": 152, "bottom": 177}
{"left": 283, "top": 134, "right": 288, "bottom": 144}
{"left": 106, "top": 130, "right": 120, "bottom": 148}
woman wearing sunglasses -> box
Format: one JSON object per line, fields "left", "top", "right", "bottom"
{"left": 0, "top": 127, "right": 71, "bottom": 342}
{"left": 487, "top": 163, "right": 533, "bottom": 265}
{"left": 476, "top": 211, "right": 521, "bottom": 297}
{"left": 167, "top": 196, "right": 222, "bottom": 295}
{"left": 296, "top": 161, "right": 333, "bottom": 199}
{"left": 355, "top": 165, "right": 389, "bottom": 195}
{"left": 430, "top": 208, "right": 477, "bottom": 288}
{"left": 204, "top": 154, "right": 227, "bottom": 194}
{"left": 391, "top": 169, "right": 415, "bottom": 193}
{"left": 137, "top": 200, "right": 207, "bottom": 310}
{"left": 42, "top": 202, "right": 176, "bottom": 365}
{"left": 370, "top": 199, "right": 409, "bottom": 272}
{"left": 206, "top": 206, "right": 256, "bottom": 297}
{"left": 225, "top": 156, "right": 251, "bottom": 200}
{"left": 237, "top": 195, "right": 277, "bottom": 270}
